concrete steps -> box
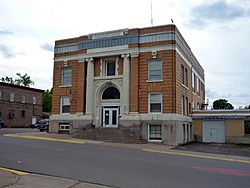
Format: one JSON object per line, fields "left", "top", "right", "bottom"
{"left": 74, "top": 127, "right": 147, "bottom": 144}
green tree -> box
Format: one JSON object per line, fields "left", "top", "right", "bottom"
{"left": 1, "top": 76, "right": 15, "bottom": 84}
{"left": 213, "top": 99, "right": 234, "bottom": 109}
{"left": 15, "top": 73, "right": 34, "bottom": 87}
{"left": 245, "top": 105, "right": 250, "bottom": 109}
{"left": 1, "top": 73, "right": 34, "bottom": 87}
{"left": 42, "top": 89, "right": 52, "bottom": 112}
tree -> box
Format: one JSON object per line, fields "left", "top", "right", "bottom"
{"left": 213, "top": 99, "right": 234, "bottom": 109}
{"left": 15, "top": 73, "right": 34, "bottom": 87}
{"left": 245, "top": 105, "right": 250, "bottom": 109}
{"left": 1, "top": 73, "right": 34, "bottom": 87}
{"left": 42, "top": 89, "right": 52, "bottom": 112}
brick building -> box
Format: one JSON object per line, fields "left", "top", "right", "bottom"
{"left": 193, "top": 110, "right": 250, "bottom": 144}
{"left": 50, "top": 24, "right": 205, "bottom": 145}
{"left": 0, "top": 82, "right": 43, "bottom": 128}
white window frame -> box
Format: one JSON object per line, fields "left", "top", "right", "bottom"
{"left": 10, "top": 92, "right": 14, "bottom": 102}
{"left": 148, "top": 92, "right": 162, "bottom": 114}
{"left": 60, "top": 96, "right": 70, "bottom": 114}
{"left": 33, "top": 96, "right": 36, "bottom": 104}
{"left": 59, "top": 124, "right": 70, "bottom": 131}
{"left": 22, "top": 96, "right": 26, "bottom": 103}
{"left": 148, "top": 59, "right": 162, "bottom": 81}
{"left": 61, "top": 67, "right": 72, "bottom": 86}
{"left": 148, "top": 124, "right": 162, "bottom": 142}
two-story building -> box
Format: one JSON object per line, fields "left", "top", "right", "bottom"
{"left": 50, "top": 24, "right": 205, "bottom": 145}
{"left": 0, "top": 82, "right": 43, "bottom": 127}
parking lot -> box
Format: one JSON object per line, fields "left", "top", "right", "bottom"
{"left": 175, "top": 142, "right": 250, "bottom": 157}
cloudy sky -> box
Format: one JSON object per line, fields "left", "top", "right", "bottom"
{"left": 0, "top": 0, "right": 249, "bottom": 108}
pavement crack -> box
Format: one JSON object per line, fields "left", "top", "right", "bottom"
{"left": 1, "top": 173, "right": 20, "bottom": 188}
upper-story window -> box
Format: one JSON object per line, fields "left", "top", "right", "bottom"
{"left": 192, "top": 72, "right": 195, "bottom": 92}
{"left": 149, "top": 92, "right": 162, "bottom": 113}
{"left": 105, "top": 60, "right": 116, "bottom": 76}
{"left": 33, "top": 96, "right": 36, "bottom": 104}
{"left": 148, "top": 59, "right": 162, "bottom": 81}
{"left": 22, "top": 96, "right": 26, "bottom": 103}
{"left": 185, "top": 68, "right": 188, "bottom": 87}
{"left": 181, "top": 65, "right": 185, "bottom": 85}
{"left": 10, "top": 92, "right": 14, "bottom": 102}
{"left": 62, "top": 67, "right": 72, "bottom": 85}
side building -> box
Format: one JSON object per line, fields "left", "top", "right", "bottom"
{"left": 0, "top": 82, "right": 43, "bottom": 127}
{"left": 50, "top": 24, "right": 205, "bottom": 145}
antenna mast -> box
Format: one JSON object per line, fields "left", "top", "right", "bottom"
{"left": 151, "top": 1, "right": 153, "bottom": 26}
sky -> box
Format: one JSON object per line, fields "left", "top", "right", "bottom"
{"left": 0, "top": 0, "right": 250, "bottom": 108}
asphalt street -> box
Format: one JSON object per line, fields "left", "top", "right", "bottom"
{"left": 0, "top": 133, "right": 250, "bottom": 188}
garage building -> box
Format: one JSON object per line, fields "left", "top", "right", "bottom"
{"left": 192, "top": 110, "right": 250, "bottom": 144}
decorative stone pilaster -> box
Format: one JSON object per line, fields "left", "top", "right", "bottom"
{"left": 121, "top": 54, "right": 130, "bottom": 114}
{"left": 85, "top": 57, "right": 94, "bottom": 115}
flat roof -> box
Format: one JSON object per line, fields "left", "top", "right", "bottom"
{"left": 0, "top": 82, "right": 44, "bottom": 93}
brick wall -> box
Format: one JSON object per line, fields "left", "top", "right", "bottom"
{"left": 52, "top": 60, "right": 86, "bottom": 114}
{"left": 0, "top": 83, "right": 43, "bottom": 127}
{"left": 138, "top": 50, "right": 174, "bottom": 113}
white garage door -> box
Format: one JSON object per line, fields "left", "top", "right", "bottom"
{"left": 203, "top": 120, "right": 225, "bottom": 143}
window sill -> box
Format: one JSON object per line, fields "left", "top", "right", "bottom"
{"left": 148, "top": 139, "right": 163, "bottom": 143}
{"left": 147, "top": 80, "right": 163, "bottom": 83}
{"left": 59, "top": 85, "right": 72, "bottom": 88}
{"left": 181, "top": 84, "right": 189, "bottom": 90}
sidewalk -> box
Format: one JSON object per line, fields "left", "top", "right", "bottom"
{"left": 0, "top": 168, "right": 111, "bottom": 188}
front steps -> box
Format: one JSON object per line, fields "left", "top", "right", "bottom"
{"left": 73, "top": 127, "right": 147, "bottom": 144}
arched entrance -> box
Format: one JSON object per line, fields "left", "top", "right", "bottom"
{"left": 101, "top": 87, "right": 120, "bottom": 127}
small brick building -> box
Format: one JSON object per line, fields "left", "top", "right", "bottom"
{"left": 50, "top": 24, "right": 205, "bottom": 145}
{"left": 0, "top": 82, "right": 43, "bottom": 128}
{"left": 193, "top": 110, "right": 250, "bottom": 144}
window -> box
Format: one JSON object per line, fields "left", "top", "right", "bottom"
{"left": 186, "top": 97, "right": 189, "bottom": 115}
{"left": 62, "top": 67, "right": 72, "bottom": 85}
{"left": 59, "top": 124, "right": 70, "bottom": 131}
{"left": 10, "top": 92, "right": 14, "bottom": 102}
{"left": 61, "top": 96, "right": 70, "bottom": 113}
{"left": 181, "top": 65, "right": 185, "bottom": 85}
{"left": 102, "top": 87, "right": 120, "bottom": 99}
{"left": 21, "top": 110, "right": 25, "bottom": 117}
{"left": 148, "top": 125, "right": 162, "bottom": 141}
{"left": 149, "top": 92, "right": 162, "bottom": 113}
{"left": 182, "top": 96, "right": 185, "bottom": 115}
{"left": 185, "top": 68, "right": 188, "bottom": 87}
{"left": 183, "top": 124, "right": 186, "bottom": 142}
{"left": 33, "top": 96, "right": 36, "bottom": 104}
{"left": 22, "top": 96, "right": 26, "bottom": 103}
{"left": 148, "top": 59, "right": 162, "bottom": 81}
{"left": 0, "top": 90, "right": 1, "bottom": 100}
{"left": 192, "top": 72, "right": 195, "bottom": 92}
{"left": 105, "top": 60, "right": 116, "bottom": 76}
{"left": 245, "top": 121, "right": 250, "bottom": 135}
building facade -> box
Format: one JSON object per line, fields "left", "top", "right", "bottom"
{"left": 0, "top": 82, "right": 43, "bottom": 128}
{"left": 193, "top": 110, "right": 250, "bottom": 144}
{"left": 50, "top": 24, "right": 205, "bottom": 145}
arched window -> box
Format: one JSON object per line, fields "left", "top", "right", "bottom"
{"left": 102, "top": 87, "right": 120, "bottom": 99}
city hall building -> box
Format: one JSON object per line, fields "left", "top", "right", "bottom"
{"left": 50, "top": 24, "right": 205, "bottom": 145}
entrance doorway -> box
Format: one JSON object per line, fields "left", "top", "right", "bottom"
{"left": 101, "top": 87, "right": 120, "bottom": 127}
{"left": 102, "top": 106, "right": 119, "bottom": 127}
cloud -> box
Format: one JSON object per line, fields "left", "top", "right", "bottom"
{"left": 0, "top": 44, "right": 16, "bottom": 58}
{"left": 189, "top": 0, "right": 250, "bottom": 28}
{"left": 40, "top": 43, "right": 54, "bottom": 52}
{"left": 0, "top": 28, "right": 13, "bottom": 36}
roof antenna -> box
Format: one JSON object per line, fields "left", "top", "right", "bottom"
{"left": 151, "top": 1, "right": 153, "bottom": 26}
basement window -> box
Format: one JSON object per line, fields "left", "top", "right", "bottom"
{"left": 59, "top": 124, "right": 70, "bottom": 130}
{"left": 148, "top": 125, "right": 162, "bottom": 141}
